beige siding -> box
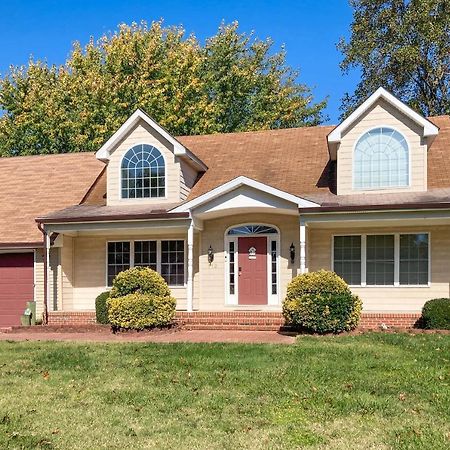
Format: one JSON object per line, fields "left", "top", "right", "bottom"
{"left": 107, "top": 119, "right": 190, "bottom": 205}
{"left": 337, "top": 98, "right": 427, "bottom": 195}
{"left": 34, "top": 247, "right": 60, "bottom": 318}
{"left": 309, "top": 225, "right": 450, "bottom": 312}
{"left": 35, "top": 249, "right": 44, "bottom": 318}
{"left": 70, "top": 234, "right": 195, "bottom": 311}
{"left": 61, "top": 236, "right": 74, "bottom": 310}
{"left": 198, "top": 213, "right": 299, "bottom": 311}
{"left": 180, "top": 161, "right": 198, "bottom": 201}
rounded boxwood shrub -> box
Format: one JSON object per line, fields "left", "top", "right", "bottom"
{"left": 110, "top": 267, "right": 171, "bottom": 298}
{"left": 107, "top": 293, "right": 176, "bottom": 330}
{"left": 421, "top": 298, "right": 450, "bottom": 330}
{"left": 283, "top": 270, "right": 362, "bottom": 333}
{"left": 95, "top": 291, "right": 110, "bottom": 324}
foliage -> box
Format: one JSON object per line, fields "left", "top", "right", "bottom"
{"left": 338, "top": 0, "right": 450, "bottom": 118}
{"left": 0, "top": 20, "right": 326, "bottom": 156}
{"left": 109, "top": 266, "right": 171, "bottom": 298}
{"left": 283, "top": 270, "right": 362, "bottom": 333}
{"left": 95, "top": 291, "right": 110, "bottom": 324}
{"left": 107, "top": 293, "right": 176, "bottom": 330}
{"left": 421, "top": 298, "right": 450, "bottom": 329}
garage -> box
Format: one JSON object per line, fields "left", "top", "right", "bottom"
{"left": 0, "top": 253, "right": 34, "bottom": 327}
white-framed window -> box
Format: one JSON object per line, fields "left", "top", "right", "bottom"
{"left": 121, "top": 144, "right": 165, "bottom": 199}
{"left": 332, "top": 233, "right": 430, "bottom": 287}
{"left": 106, "top": 240, "right": 185, "bottom": 287}
{"left": 354, "top": 127, "right": 409, "bottom": 190}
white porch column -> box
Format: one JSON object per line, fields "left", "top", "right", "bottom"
{"left": 299, "top": 217, "right": 307, "bottom": 274}
{"left": 186, "top": 220, "right": 194, "bottom": 312}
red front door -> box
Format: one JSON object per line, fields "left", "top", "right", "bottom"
{"left": 238, "top": 237, "right": 267, "bottom": 305}
{"left": 0, "top": 253, "right": 34, "bottom": 327}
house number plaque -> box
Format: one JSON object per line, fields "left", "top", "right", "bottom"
{"left": 248, "top": 246, "right": 256, "bottom": 259}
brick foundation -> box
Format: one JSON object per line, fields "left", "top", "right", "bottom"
{"left": 47, "top": 311, "right": 96, "bottom": 326}
{"left": 47, "top": 310, "right": 422, "bottom": 331}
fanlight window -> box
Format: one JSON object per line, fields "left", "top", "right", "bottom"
{"left": 228, "top": 225, "right": 278, "bottom": 235}
{"left": 121, "top": 144, "right": 165, "bottom": 199}
{"left": 354, "top": 127, "right": 409, "bottom": 190}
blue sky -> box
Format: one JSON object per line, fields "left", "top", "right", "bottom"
{"left": 0, "top": 0, "right": 359, "bottom": 124}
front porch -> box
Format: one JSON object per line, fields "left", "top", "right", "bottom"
{"left": 38, "top": 191, "right": 450, "bottom": 330}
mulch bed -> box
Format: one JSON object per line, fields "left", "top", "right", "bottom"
{"left": 7, "top": 324, "right": 182, "bottom": 335}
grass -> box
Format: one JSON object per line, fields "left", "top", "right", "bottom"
{"left": 0, "top": 333, "right": 449, "bottom": 449}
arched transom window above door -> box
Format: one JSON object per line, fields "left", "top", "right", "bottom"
{"left": 227, "top": 225, "right": 278, "bottom": 235}
{"left": 121, "top": 144, "right": 165, "bottom": 199}
{"left": 354, "top": 127, "right": 409, "bottom": 190}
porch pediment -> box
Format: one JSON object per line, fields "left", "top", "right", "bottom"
{"left": 171, "top": 176, "right": 320, "bottom": 219}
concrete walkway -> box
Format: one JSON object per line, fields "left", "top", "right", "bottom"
{"left": 0, "top": 328, "right": 296, "bottom": 344}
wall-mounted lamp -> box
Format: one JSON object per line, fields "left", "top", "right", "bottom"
{"left": 208, "top": 245, "right": 214, "bottom": 265}
{"left": 289, "top": 243, "right": 296, "bottom": 263}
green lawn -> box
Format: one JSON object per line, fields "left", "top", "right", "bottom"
{"left": 0, "top": 334, "right": 449, "bottom": 449}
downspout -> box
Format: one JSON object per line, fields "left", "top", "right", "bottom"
{"left": 37, "top": 222, "right": 49, "bottom": 325}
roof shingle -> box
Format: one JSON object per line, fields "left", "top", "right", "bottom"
{"left": 0, "top": 153, "right": 104, "bottom": 244}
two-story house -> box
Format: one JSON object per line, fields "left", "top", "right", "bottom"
{"left": 1, "top": 87, "right": 449, "bottom": 329}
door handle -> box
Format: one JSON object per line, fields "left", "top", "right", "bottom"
{"left": 238, "top": 266, "right": 242, "bottom": 276}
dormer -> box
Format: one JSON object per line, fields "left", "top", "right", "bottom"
{"left": 96, "top": 109, "right": 207, "bottom": 206}
{"left": 327, "top": 88, "right": 439, "bottom": 196}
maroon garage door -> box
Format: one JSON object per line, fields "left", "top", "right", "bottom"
{"left": 0, "top": 253, "right": 34, "bottom": 327}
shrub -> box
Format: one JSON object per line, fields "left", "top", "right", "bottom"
{"left": 421, "top": 298, "right": 450, "bottom": 330}
{"left": 283, "top": 270, "right": 362, "bottom": 333}
{"left": 95, "top": 291, "right": 110, "bottom": 324}
{"left": 107, "top": 293, "right": 176, "bottom": 330}
{"left": 110, "top": 267, "right": 171, "bottom": 298}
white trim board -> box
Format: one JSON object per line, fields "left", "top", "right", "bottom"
{"left": 95, "top": 108, "right": 207, "bottom": 171}
{"left": 171, "top": 176, "right": 320, "bottom": 213}
{"left": 327, "top": 87, "right": 439, "bottom": 146}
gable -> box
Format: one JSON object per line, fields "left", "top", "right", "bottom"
{"left": 103, "top": 117, "right": 203, "bottom": 206}
{"left": 334, "top": 96, "right": 433, "bottom": 196}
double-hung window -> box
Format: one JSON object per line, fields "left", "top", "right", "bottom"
{"left": 333, "top": 233, "right": 429, "bottom": 286}
{"left": 107, "top": 240, "right": 185, "bottom": 287}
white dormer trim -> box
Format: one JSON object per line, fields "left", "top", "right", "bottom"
{"left": 95, "top": 108, "right": 207, "bottom": 171}
{"left": 327, "top": 87, "right": 439, "bottom": 145}
{"left": 170, "top": 176, "right": 320, "bottom": 212}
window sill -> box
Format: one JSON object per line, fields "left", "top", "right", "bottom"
{"left": 350, "top": 284, "right": 430, "bottom": 288}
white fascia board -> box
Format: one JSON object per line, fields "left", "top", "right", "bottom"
{"left": 171, "top": 176, "right": 320, "bottom": 212}
{"left": 327, "top": 87, "right": 439, "bottom": 144}
{"left": 95, "top": 108, "right": 207, "bottom": 171}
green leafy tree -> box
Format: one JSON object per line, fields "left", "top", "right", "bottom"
{"left": 0, "top": 21, "right": 326, "bottom": 156}
{"left": 338, "top": 0, "right": 450, "bottom": 118}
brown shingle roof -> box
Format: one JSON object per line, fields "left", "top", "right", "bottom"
{"left": 178, "top": 125, "right": 335, "bottom": 200}
{"left": 6, "top": 115, "right": 450, "bottom": 231}
{"left": 0, "top": 153, "right": 103, "bottom": 244}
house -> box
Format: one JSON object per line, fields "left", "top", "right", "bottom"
{"left": 1, "top": 87, "right": 449, "bottom": 329}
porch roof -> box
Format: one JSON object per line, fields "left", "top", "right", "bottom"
{"left": 36, "top": 203, "right": 188, "bottom": 224}
{"left": 300, "top": 187, "right": 450, "bottom": 213}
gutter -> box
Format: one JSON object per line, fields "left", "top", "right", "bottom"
{"left": 0, "top": 241, "right": 43, "bottom": 249}
{"left": 299, "top": 202, "right": 450, "bottom": 214}
{"left": 35, "top": 211, "right": 190, "bottom": 225}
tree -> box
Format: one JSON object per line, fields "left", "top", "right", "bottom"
{"left": 0, "top": 21, "right": 326, "bottom": 156}
{"left": 338, "top": 0, "right": 450, "bottom": 118}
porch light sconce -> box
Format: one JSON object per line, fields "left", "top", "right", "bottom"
{"left": 208, "top": 245, "right": 214, "bottom": 265}
{"left": 289, "top": 243, "right": 296, "bottom": 264}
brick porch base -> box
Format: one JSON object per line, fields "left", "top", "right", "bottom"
{"left": 48, "top": 311, "right": 421, "bottom": 330}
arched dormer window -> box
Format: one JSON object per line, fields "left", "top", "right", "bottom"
{"left": 121, "top": 144, "right": 165, "bottom": 199}
{"left": 354, "top": 127, "right": 409, "bottom": 190}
